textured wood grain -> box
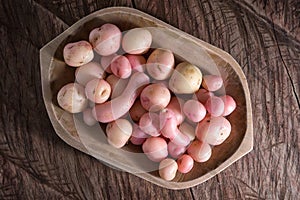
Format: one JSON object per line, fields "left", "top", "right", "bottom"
{"left": 0, "top": 0, "right": 299, "bottom": 199}
{"left": 244, "top": 0, "right": 300, "bottom": 41}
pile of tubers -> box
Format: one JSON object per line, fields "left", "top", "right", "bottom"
{"left": 57, "top": 23, "right": 237, "bottom": 181}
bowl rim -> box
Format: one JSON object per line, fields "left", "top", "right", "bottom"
{"left": 40, "top": 6, "right": 253, "bottom": 190}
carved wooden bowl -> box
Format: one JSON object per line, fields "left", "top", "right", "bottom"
{"left": 40, "top": 7, "right": 253, "bottom": 189}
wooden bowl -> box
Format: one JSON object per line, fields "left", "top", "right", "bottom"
{"left": 40, "top": 7, "right": 253, "bottom": 189}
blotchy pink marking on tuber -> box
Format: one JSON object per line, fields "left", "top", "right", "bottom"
{"left": 93, "top": 72, "right": 150, "bottom": 123}
{"left": 139, "top": 112, "right": 161, "bottom": 137}
{"left": 160, "top": 109, "right": 190, "bottom": 146}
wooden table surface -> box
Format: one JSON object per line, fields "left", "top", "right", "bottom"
{"left": 1, "top": 0, "right": 299, "bottom": 199}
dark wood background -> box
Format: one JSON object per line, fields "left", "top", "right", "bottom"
{"left": 0, "top": 0, "right": 299, "bottom": 199}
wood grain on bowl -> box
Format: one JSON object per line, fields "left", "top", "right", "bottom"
{"left": 40, "top": 7, "right": 253, "bottom": 189}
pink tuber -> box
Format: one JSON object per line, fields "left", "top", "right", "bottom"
{"left": 160, "top": 109, "right": 190, "bottom": 146}
{"left": 93, "top": 72, "right": 150, "bottom": 123}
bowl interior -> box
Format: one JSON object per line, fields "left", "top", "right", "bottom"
{"left": 43, "top": 8, "right": 250, "bottom": 188}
